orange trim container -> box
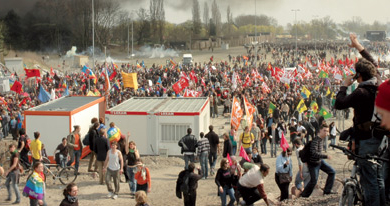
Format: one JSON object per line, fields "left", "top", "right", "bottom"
{"left": 24, "top": 96, "right": 105, "bottom": 163}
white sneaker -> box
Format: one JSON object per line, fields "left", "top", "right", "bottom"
{"left": 112, "top": 194, "right": 118, "bottom": 200}
{"left": 107, "top": 192, "right": 113, "bottom": 198}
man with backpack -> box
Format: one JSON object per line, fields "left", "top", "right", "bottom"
{"left": 239, "top": 126, "right": 255, "bottom": 154}
{"left": 335, "top": 34, "right": 385, "bottom": 206}
{"left": 300, "top": 124, "right": 335, "bottom": 197}
{"left": 176, "top": 162, "right": 203, "bottom": 206}
{"left": 178, "top": 128, "right": 198, "bottom": 170}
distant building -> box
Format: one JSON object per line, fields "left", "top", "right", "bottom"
{"left": 366, "top": 31, "right": 386, "bottom": 41}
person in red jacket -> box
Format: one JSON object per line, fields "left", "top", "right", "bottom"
{"left": 135, "top": 159, "right": 151, "bottom": 194}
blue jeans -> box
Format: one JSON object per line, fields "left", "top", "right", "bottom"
{"left": 261, "top": 138, "right": 267, "bottom": 154}
{"left": 220, "top": 186, "right": 235, "bottom": 206}
{"left": 184, "top": 154, "right": 195, "bottom": 170}
{"left": 330, "top": 137, "right": 336, "bottom": 149}
{"left": 200, "top": 152, "right": 209, "bottom": 179}
{"left": 294, "top": 166, "right": 311, "bottom": 190}
{"left": 358, "top": 138, "right": 385, "bottom": 206}
{"left": 301, "top": 160, "right": 335, "bottom": 197}
{"left": 209, "top": 152, "right": 218, "bottom": 170}
{"left": 232, "top": 145, "right": 237, "bottom": 156}
{"left": 211, "top": 107, "right": 215, "bottom": 118}
{"left": 270, "top": 142, "right": 277, "bottom": 157}
{"left": 6, "top": 172, "right": 20, "bottom": 202}
{"left": 59, "top": 154, "right": 67, "bottom": 168}
{"left": 244, "top": 147, "right": 252, "bottom": 154}
{"left": 67, "top": 150, "right": 81, "bottom": 172}
{"left": 127, "top": 166, "right": 137, "bottom": 193}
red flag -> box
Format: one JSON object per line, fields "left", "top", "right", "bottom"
{"left": 50, "top": 67, "right": 55, "bottom": 76}
{"left": 11, "top": 81, "right": 22, "bottom": 94}
{"left": 183, "top": 89, "right": 200, "bottom": 97}
{"left": 172, "top": 77, "right": 189, "bottom": 94}
{"left": 280, "top": 132, "right": 289, "bottom": 151}
{"left": 190, "top": 70, "right": 198, "bottom": 83}
{"left": 109, "top": 69, "right": 117, "bottom": 80}
{"left": 227, "top": 153, "right": 233, "bottom": 166}
{"left": 24, "top": 68, "right": 41, "bottom": 78}
{"left": 19, "top": 98, "right": 27, "bottom": 107}
{"left": 201, "top": 78, "right": 206, "bottom": 87}
{"left": 239, "top": 146, "right": 250, "bottom": 162}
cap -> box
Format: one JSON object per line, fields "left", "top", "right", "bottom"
{"left": 375, "top": 80, "right": 390, "bottom": 112}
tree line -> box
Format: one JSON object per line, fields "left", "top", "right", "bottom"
{"left": 0, "top": 0, "right": 388, "bottom": 54}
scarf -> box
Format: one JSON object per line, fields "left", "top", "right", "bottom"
{"left": 67, "top": 195, "right": 78, "bottom": 203}
{"left": 23, "top": 171, "right": 45, "bottom": 200}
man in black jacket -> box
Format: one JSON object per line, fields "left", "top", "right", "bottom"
{"left": 205, "top": 125, "right": 220, "bottom": 176}
{"left": 178, "top": 128, "right": 198, "bottom": 170}
{"left": 334, "top": 33, "right": 384, "bottom": 206}
{"left": 222, "top": 133, "right": 232, "bottom": 158}
{"left": 95, "top": 128, "right": 110, "bottom": 184}
{"left": 176, "top": 162, "right": 203, "bottom": 206}
{"left": 301, "top": 124, "right": 335, "bottom": 197}
{"left": 88, "top": 122, "right": 99, "bottom": 172}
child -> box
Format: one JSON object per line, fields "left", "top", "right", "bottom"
{"left": 135, "top": 190, "right": 149, "bottom": 206}
{"left": 251, "top": 147, "right": 263, "bottom": 164}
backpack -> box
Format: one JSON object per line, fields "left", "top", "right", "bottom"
{"left": 82, "top": 133, "right": 90, "bottom": 146}
{"left": 299, "top": 141, "right": 312, "bottom": 163}
{"left": 24, "top": 136, "right": 31, "bottom": 151}
{"left": 180, "top": 172, "right": 190, "bottom": 194}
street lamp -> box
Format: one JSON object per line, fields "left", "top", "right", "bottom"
{"left": 291, "top": 9, "right": 300, "bottom": 63}
{"left": 255, "top": 0, "right": 257, "bottom": 63}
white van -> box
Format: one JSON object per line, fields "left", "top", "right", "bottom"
{"left": 183, "top": 54, "right": 193, "bottom": 66}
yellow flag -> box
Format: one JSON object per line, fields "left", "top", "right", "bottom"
{"left": 296, "top": 99, "right": 307, "bottom": 114}
{"left": 87, "top": 91, "right": 96, "bottom": 96}
{"left": 121, "top": 72, "right": 138, "bottom": 90}
{"left": 326, "top": 87, "right": 330, "bottom": 96}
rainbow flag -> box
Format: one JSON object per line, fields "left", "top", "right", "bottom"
{"left": 107, "top": 126, "right": 121, "bottom": 142}
{"left": 23, "top": 172, "right": 45, "bottom": 200}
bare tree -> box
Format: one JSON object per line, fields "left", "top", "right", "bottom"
{"left": 211, "top": 0, "right": 221, "bottom": 36}
{"left": 203, "top": 2, "right": 209, "bottom": 28}
{"left": 137, "top": 8, "right": 151, "bottom": 45}
{"left": 150, "top": 0, "right": 165, "bottom": 43}
{"left": 192, "top": 0, "right": 201, "bottom": 35}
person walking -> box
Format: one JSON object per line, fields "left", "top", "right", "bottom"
{"left": 95, "top": 128, "right": 110, "bottom": 185}
{"left": 229, "top": 127, "right": 237, "bottom": 156}
{"left": 301, "top": 124, "right": 336, "bottom": 197}
{"left": 215, "top": 158, "right": 236, "bottom": 206}
{"left": 239, "top": 126, "right": 255, "bottom": 154}
{"left": 67, "top": 125, "right": 82, "bottom": 175}
{"left": 30, "top": 132, "right": 42, "bottom": 165}
{"left": 176, "top": 162, "right": 203, "bottom": 206}
{"left": 268, "top": 123, "right": 280, "bottom": 158}
{"left": 87, "top": 122, "right": 99, "bottom": 173}
{"left": 5, "top": 144, "right": 21, "bottom": 204}
{"left": 178, "top": 128, "right": 198, "bottom": 170}
{"left": 251, "top": 123, "right": 261, "bottom": 150}
{"left": 103, "top": 141, "right": 124, "bottom": 200}
{"left": 205, "top": 125, "right": 220, "bottom": 176}
{"left": 127, "top": 140, "right": 140, "bottom": 197}
{"left": 23, "top": 162, "right": 46, "bottom": 206}
{"left": 197, "top": 132, "right": 210, "bottom": 179}
{"left": 222, "top": 133, "right": 232, "bottom": 158}
{"left": 293, "top": 139, "right": 310, "bottom": 196}
{"left": 17, "top": 128, "right": 30, "bottom": 169}
{"left": 275, "top": 148, "right": 293, "bottom": 201}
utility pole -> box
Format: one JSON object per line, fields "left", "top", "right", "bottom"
{"left": 291, "top": 9, "right": 300, "bottom": 64}
{"left": 255, "top": 0, "right": 257, "bottom": 64}
{"left": 91, "top": 0, "right": 94, "bottom": 91}
{"left": 127, "top": 19, "right": 129, "bottom": 58}
{"left": 313, "top": 15, "right": 319, "bottom": 54}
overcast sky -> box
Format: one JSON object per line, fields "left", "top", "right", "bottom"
{"left": 1, "top": 0, "right": 389, "bottom": 26}
{"left": 121, "top": 0, "right": 390, "bottom": 26}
